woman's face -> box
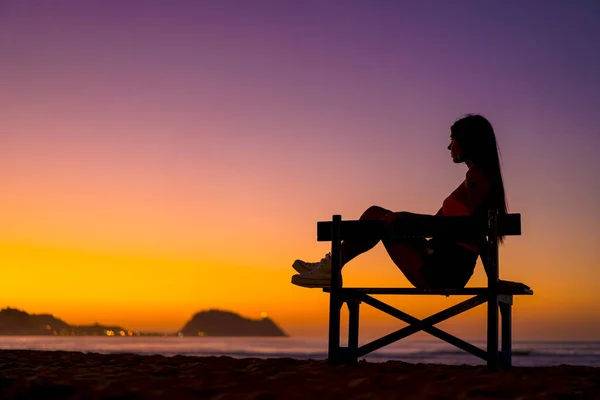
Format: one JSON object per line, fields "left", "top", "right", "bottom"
{"left": 448, "top": 136, "right": 464, "bottom": 163}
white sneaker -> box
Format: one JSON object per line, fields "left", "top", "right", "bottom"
{"left": 291, "top": 255, "right": 341, "bottom": 288}
{"left": 292, "top": 253, "right": 331, "bottom": 274}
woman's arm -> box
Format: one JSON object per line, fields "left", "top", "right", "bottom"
{"left": 442, "top": 168, "right": 491, "bottom": 217}
{"left": 465, "top": 167, "right": 491, "bottom": 215}
{"left": 477, "top": 238, "right": 491, "bottom": 277}
{"left": 384, "top": 211, "right": 436, "bottom": 223}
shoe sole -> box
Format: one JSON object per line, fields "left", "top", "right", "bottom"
{"left": 291, "top": 274, "right": 330, "bottom": 288}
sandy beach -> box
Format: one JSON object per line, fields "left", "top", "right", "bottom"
{"left": 0, "top": 350, "right": 598, "bottom": 399}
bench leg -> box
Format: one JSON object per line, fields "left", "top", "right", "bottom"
{"left": 347, "top": 299, "right": 360, "bottom": 364}
{"left": 328, "top": 215, "right": 343, "bottom": 365}
{"left": 328, "top": 297, "right": 343, "bottom": 365}
{"left": 487, "top": 295, "right": 499, "bottom": 368}
{"left": 499, "top": 297, "right": 513, "bottom": 367}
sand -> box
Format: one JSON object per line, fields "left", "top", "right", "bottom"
{"left": 0, "top": 350, "right": 599, "bottom": 399}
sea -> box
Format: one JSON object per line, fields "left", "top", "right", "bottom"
{"left": 0, "top": 336, "right": 599, "bottom": 367}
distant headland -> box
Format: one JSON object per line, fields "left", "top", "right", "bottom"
{"left": 0, "top": 307, "right": 287, "bottom": 337}
{"left": 179, "top": 309, "right": 287, "bottom": 337}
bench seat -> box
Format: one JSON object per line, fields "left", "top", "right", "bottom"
{"left": 324, "top": 286, "right": 533, "bottom": 296}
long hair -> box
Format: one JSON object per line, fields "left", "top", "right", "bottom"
{"left": 451, "top": 114, "right": 508, "bottom": 242}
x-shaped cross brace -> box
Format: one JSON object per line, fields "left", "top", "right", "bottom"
{"left": 346, "top": 293, "right": 489, "bottom": 361}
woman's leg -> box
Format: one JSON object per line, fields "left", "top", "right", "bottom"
{"left": 382, "top": 235, "right": 428, "bottom": 288}
{"left": 341, "top": 207, "right": 428, "bottom": 288}
{"left": 340, "top": 205, "right": 390, "bottom": 265}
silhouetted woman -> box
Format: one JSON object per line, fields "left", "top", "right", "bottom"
{"left": 291, "top": 114, "right": 508, "bottom": 289}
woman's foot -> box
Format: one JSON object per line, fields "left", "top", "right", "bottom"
{"left": 291, "top": 254, "right": 338, "bottom": 288}
{"left": 292, "top": 253, "right": 331, "bottom": 274}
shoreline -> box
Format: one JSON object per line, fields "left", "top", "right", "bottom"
{"left": 1, "top": 336, "right": 600, "bottom": 368}
{"left": 0, "top": 350, "right": 599, "bottom": 399}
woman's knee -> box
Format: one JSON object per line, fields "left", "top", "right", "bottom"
{"left": 360, "top": 205, "right": 391, "bottom": 220}
{"left": 393, "top": 211, "right": 411, "bottom": 220}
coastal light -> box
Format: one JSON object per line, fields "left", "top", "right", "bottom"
{"left": 261, "top": 312, "right": 268, "bottom": 319}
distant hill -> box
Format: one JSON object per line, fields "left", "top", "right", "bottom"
{"left": 0, "top": 307, "right": 70, "bottom": 335}
{"left": 0, "top": 308, "right": 129, "bottom": 336}
{"left": 0, "top": 307, "right": 289, "bottom": 337}
{"left": 179, "top": 309, "right": 287, "bottom": 337}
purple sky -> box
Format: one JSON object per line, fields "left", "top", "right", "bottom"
{"left": 1, "top": 1, "right": 599, "bottom": 337}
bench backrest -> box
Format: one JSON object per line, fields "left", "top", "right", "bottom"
{"left": 317, "top": 213, "right": 521, "bottom": 242}
{"left": 317, "top": 211, "right": 521, "bottom": 289}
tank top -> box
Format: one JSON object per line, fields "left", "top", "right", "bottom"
{"left": 441, "top": 181, "right": 479, "bottom": 253}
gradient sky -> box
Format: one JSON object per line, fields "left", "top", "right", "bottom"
{"left": 1, "top": 1, "right": 599, "bottom": 340}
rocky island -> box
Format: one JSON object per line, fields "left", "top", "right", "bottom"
{"left": 179, "top": 309, "right": 287, "bottom": 337}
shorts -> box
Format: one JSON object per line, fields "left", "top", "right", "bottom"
{"left": 419, "top": 238, "right": 478, "bottom": 289}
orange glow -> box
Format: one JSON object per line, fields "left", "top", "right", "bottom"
{"left": 1, "top": 227, "right": 599, "bottom": 340}
{"left": 2, "top": 5, "right": 599, "bottom": 341}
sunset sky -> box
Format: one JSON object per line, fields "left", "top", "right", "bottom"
{"left": 1, "top": 1, "right": 599, "bottom": 341}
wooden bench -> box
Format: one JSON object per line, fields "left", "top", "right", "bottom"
{"left": 317, "top": 209, "right": 533, "bottom": 368}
